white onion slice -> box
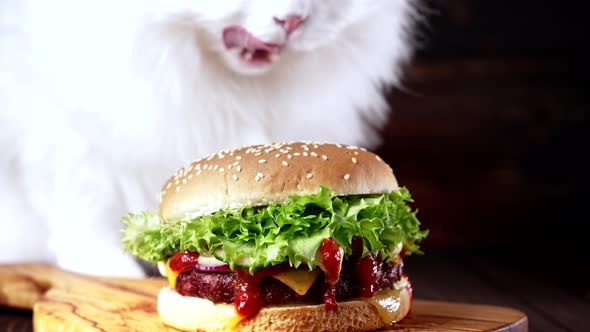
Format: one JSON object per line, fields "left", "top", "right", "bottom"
{"left": 193, "top": 263, "right": 231, "bottom": 272}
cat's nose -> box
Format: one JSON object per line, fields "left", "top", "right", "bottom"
{"left": 273, "top": 15, "right": 306, "bottom": 35}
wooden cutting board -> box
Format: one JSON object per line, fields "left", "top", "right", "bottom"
{"left": 0, "top": 264, "right": 527, "bottom": 331}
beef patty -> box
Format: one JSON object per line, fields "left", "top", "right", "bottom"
{"left": 176, "top": 258, "right": 403, "bottom": 306}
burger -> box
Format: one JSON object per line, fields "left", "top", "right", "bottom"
{"left": 122, "top": 142, "right": 428, "bottom": 332}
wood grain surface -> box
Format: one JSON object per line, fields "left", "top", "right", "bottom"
{"left": 0, "top": 263, "right": 527, "bottom": 331}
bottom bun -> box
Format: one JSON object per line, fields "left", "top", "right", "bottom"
{"left": 157, "top": 286, "right": 411, "bottom": 332}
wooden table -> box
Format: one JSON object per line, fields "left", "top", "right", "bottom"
{"left": 1, "top": 251, "right": 587, "bottom": 331}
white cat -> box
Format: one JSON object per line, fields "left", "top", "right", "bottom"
{"left": 0, "top": 0, "right": 418, "bottom": 277}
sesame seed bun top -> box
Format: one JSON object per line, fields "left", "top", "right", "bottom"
{"left": 159, "top": 142, "right": 398, "bottom": 221}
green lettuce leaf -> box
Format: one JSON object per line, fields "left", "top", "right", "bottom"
{"left": 122, "top": 186, "right": 428, "bottom": 272}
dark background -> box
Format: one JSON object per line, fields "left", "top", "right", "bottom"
{"left": 377, "top": 0, "right": 588, "bottom": 290}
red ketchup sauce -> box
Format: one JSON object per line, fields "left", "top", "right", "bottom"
{"left": 319, "top": 238, "right": 343, "bottom": 310}
{"left": 168, "top": 250, "right": 200, "bottom": 273}
{"left": 235, "top": 237, "right": 344, "bottom": 316}
{"left": 355, "top": 254, "right": 379, "bottom": 297}
{"left": 320, "top": 238, "right": 342, "bottom": 285}
{"left": 234, "top": 264, "right": 288, "bottom": 318}
{"left": 235, "top": 274, "right": 264, "bottom": 318}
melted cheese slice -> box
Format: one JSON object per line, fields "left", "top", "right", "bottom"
{"left": 363, "top": 288, "right": 403, "bottom": 325}
{"left": 362, "top": 277, "right": 409, "bottom": 325}
{"left": 271, "top": 269, "right": 322, "bottom": 295}
{"left": 164, "top": 260, "right": 180, "bottom": 288}
{"left": 364, "top": 288, "right": 402, "bottom": 324}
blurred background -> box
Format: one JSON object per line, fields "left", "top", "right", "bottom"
{"left": 376, "top": 1, "right": 588, "bottom": 330}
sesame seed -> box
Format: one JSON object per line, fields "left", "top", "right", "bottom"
{"left": 196, "top": 164, "right": 201, "bottom": 170}
{"left": 228, "top": 164, "right": 233, "bottom": 170}
{"left": 237, "top": 166, "right": 242, "bottom": 172}
{"left": 344, "top": 174, "right": 351, "bottom": 180}
{"left": 354, "top": 151, "right": 359, "bottom": 155}
{"left": 258, "top": 159, "right": 267, "bottom": 164}
{"left": 233, "top": 161, "right": 240, "bottom": 166}
{"left": 254, "top": 152, "right": 262, "bottom": 156}
{"left": 219, "top": 168, "right": 225, "bottom": 173}
{"left": 294, "top": 152, "right": 301, "bottom": 156}
{"left": 275, "top": 153, "right": 281, "bottom": 158}
{"left": 188, "top": 174, "right": 193, "bottom": 179}
{"left": 213, "top": 165, "right": 219, "bottom": 170}
{"left": 313, "top": 144, "right": 319, "bottom": 149}
{"left": 236, "top": 156, "right": 242, "bottom": 160}
{"left": 175, "top": 179, "right": 180, "bottom": 185}
{"left": 282, "top": 161, "right": 289, "bottom": 166}
{"left": 321, "top": 155, "right": 328, "bottom": 160}
{"left": 207, "top": 155, "right": 214, "bottom": 160}
{"left": 376, "top": 155, "right": 382, "bottom": 161}
{"left": 255, "top": 175, "right": 261, "bottom": 182}
{"left": 306, "top": 173, "right": 313, "bottom": 179}
{"left": 303, "top": 146, "right": 310, "bottom": 151}
{"left": 197, "top": 170, "right": 202, "bottom": 175}
{"left": 166, "top": 182, "right": 171, "bottom": 189}
{"left": 176, "top": 186, "right": 180, "bottom": 192}
{"left": 336, "top": 144, "right": 343, "bottom": 148}
{"left": 352, "top": 157, "right": 358, "bottom": 164}
{"left": 287, "top": 154, "right": 293, "bottom": 159}
{"left": 182, "top": 179, "right": 187, "bottom": 184}
{"left": 303, "top": 151, "right": 309, "bottom": 157}
{"left": 257, "top": 172, "right": 264, "bottom": 178}
{"left": 232, "top": 174, "right": 238, "bottom": 181}
{"left": 310, "top": 152, "right": 318, "bottom": 157}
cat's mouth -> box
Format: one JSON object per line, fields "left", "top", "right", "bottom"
{"left": 223, "top": 26, "right": 281, "bottom": 66}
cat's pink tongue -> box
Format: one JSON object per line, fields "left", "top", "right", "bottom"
{"left": 223, "top": 26, "right": 279, "bottom": 54}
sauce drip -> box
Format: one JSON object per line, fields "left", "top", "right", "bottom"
{"left": 356, "top": 254, "right": 379, "bottom": 297}
{"left": 168, "top": 250, "right": 200, "bottom": 273}
{"left": 234, "top": 264, "right": 289, "bottom": 318}
{"left": 319, "top": 238, "right": 343, "bottom": 285}
{"left": 322, "top": 283, "right": 338, "bottom": 310}
{"left": 235, "top": 274, "right": 264, "bottom": 318}
{"left": 319, "top": 238, "right": 343, "bottom": 309}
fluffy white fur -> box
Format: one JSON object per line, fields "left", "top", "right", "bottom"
{"left": 0, "top": 0, "right": 416, "bottom": 277}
